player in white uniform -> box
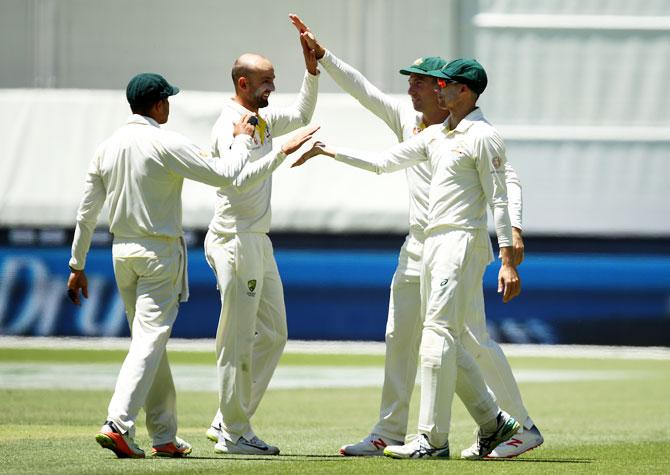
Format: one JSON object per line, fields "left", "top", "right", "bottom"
{"left": 295, "top": 59, "right": 524, "bottom": 460}
{"left": 67, "top": 73, "right": 260, "bottom": 459}
{"left": 204, "top": 45, "right": 319, "bottom": 455}
{"left": 290, "top": 15, "right": 542, "bottom": 458}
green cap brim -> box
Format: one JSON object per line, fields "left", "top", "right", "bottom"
{"left": 399, "top": 66, "right": 435, "bottom": 76}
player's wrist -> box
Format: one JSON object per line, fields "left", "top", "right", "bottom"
{"left": 499, "top": 246, "right": 515, "bottom": 266}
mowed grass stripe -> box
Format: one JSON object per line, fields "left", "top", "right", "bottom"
{"left": 3, "top": 348, "right": 670, "bottom": 373}
{"left": 0, "top": 348, "right": 386, "bottom": 366}
{"left": 2, "top": 366, "right": 670, "bottom": 475}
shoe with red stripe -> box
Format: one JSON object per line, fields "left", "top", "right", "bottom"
{"left": 152, "top": 436, "right": 193, "bottom": 457}
{"left": 339, "top": 433, "right": 404, "bottom": 456}
{"left": 95, "top": 421, "right": 145, "bottom": 459}
{"left": 461, "top": 410, "right": 521, "bottom": 460}
{"left": 486, "top": 424, "right": 543, "bottom": 458}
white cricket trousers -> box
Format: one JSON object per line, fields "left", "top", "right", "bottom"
{"left": 107, "top": 236, "right": 186, "bottom": 446}
{"left": 372, "top": 233, "right": 530, "bottom": 442}
{"left": 417, "top": 228, "right": 501, "bottom": 447}
{"left": 205, "top": 230, "right": 288, "bottom": 442}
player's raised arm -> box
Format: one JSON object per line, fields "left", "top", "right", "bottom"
{"left": 292, "top": 15, "right": 319, "bottom": 76}
{"left": 289, "top": 14, "right": 407, "bottom": 137}
{"left": 263, "top": 29, "right": 319, "bottom": 137}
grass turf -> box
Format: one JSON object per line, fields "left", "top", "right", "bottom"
{"left": 0, "top": 348, "right": 668, "bottom": 474}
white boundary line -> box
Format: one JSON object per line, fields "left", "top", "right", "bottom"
{"left": 0, "top": 336, "right": 668, "bottom": 360}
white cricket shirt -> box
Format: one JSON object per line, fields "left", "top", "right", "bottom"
{"left": 69, "top": 114, "right": 253, "bottom": 270}
{"left": 334, "top": 108, "right": 514, "bottom": 248}
{"left": 319, "top": 50, "right": 522, "bottom": 240}
{"left": 209, "top": 70, "right": 318, "bottom": 234}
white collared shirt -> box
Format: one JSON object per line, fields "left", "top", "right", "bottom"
{"left": 319, "top": 50, "right": 522, "bottom": 241}
{"left": 69, "top": 114, "right": 253, "bottom": 270}
{"left": 334, "top": 108, "right": 513, "bottom": 248}
{"left": 209, "top": 70, "right": 319, "bottom": 234}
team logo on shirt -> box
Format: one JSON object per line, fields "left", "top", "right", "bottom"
{"left": 247, "top": 279, "right": 257, "bottom": 296}
{"left": 412, "top": 121, "right": 427, "bottom": 136}
{"left": 492, "top": 156, "right": 502, "bottom": 169}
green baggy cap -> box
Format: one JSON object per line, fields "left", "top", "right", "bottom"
{"left": 126, "top": 73, "right": 180, "bottom": 108}
{"left": 399, "top": 56, "right": 447, "bottom": 76}
{"left": 427, "top": 58, "right": 488, "bottom": 94}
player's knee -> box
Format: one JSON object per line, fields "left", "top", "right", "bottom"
{"left": 257, "top": 327, "right": 287, "bottom": 351}
{"left": 419, "top": 328, "right": 457, "bottom": 367}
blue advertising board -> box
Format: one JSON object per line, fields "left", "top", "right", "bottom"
{"left": 1, "top": 246, "right": 669, "bottom": 345}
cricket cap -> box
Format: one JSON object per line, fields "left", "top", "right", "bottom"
{"left": 399, "top": 56, "right": 447, "bottom": 76}
{"left": 427, "top": 58, "right": 488, "bottom": 94}
{"left": 126, "top": 73, "right": 180, "bottom": 108}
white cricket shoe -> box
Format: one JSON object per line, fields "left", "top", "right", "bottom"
{"left": 461, "top": 410, "right": 521, "bottom": 460}
{"left": 486, "top": 425, "right": 544, "bottom": 458}
{"left": 214, "top": 435, "right": 280, "bottom": 455}
{"left": 339, "top": 433, "right": 404, "bottom": 456}
{"left": 383, "top": 434, "right": 450, "bottom": 459}
{"left": 206, "top": 424, "right": 221, "bottom": 442}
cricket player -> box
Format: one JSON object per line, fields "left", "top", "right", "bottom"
{"left": 66, "top": 73, "right": 317, "bottom": 459}
{"left": 289, "top": 15, "right": 543, "bottom": 458}
{"left": 294, "top": 59, "right": 523, "bottom": 460}
{"left": 203, "top": 41, "right": 319, "bottom": 455}
{"left": 66, "top": 72, "right": 249, "bottom": 459}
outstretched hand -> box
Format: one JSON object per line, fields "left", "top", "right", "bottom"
{"left": 281, "top": 125, "right": 321, "bottom": 155}
{"left": 291, "top": 141, "right": 331, "bottom": 167}
{"left": 289, "top": 14, "right": 326, "bottom": 60}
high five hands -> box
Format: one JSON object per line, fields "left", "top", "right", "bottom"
{"left": 281, "top": 126, "right": 321, "bottom": 156}
{"left": 290, "top": 14, "right": 320, "bottom": 75}
{"left": 289, "top": 14, "right": 326, "bottom": 60}
{"left": 291, "top": 141, "right": 334, "bottom": 168}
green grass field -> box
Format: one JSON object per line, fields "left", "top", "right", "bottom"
{"left": 1, "top": 347, "right": 669, "bottom": 474}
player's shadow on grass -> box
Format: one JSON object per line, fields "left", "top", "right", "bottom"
{"left": 148, "top": 455, "right": 595, "bottom": 463}
{"left": 184, "top": 454, "right": 344, "bottom": 461}
{"left": 486, "top": 457, "right": 594, "bottom": 464}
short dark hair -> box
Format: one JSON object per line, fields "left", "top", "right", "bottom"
{"left": 231, "top": 60, "right": 253, "bottom": 92}
{"left": 130, "top": 98, "right": 161, "bottom": 116}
